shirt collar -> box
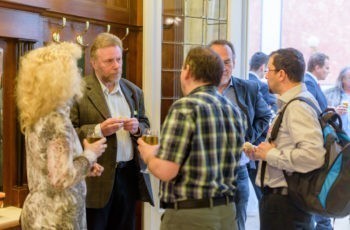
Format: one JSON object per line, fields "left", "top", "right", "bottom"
{"left": 306, "top": 71, "right": 318, "bottom": 83}
{"left": 221, "top": 76, "right": 234, "bottom": 90}
{"left": 96, "top": 77, "right": 121, "bottom": 95}
{"left": 277, "top": 83, "right": 307, "bottom": 106}
{"left": 188, "top": 85, "right": 217, "bottom": 96}
{"left": 249, "top": 71, "right": 260, "bottom": 79}
{"left": 228, "top": 76, "right": 234, "bottom": 87}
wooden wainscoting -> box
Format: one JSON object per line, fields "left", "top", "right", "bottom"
{"left": 0, "top": 1, "right": 145, "bottom": 229}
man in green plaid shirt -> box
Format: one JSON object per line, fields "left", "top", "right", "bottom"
{"left": 138, "top": 46, "right": 247, "bottom": 230}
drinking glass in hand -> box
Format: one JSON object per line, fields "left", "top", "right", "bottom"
{"left": 140, "top": 128, "right": 158, "bottom": 174}
{"left": 86, "top": 129, "right": 103, "bottom": 143}
{"left": 141, "top": 129, "right": 159, "bottom": 145}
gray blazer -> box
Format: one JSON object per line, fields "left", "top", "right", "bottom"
{"left": 70, "top": 74, "right": 154, "bottom": 208}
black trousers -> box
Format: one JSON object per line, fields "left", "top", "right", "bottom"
{"left": 259, "top": 192, "right": 313, "bottom": 230}
{"left": 86, "top": 161, "right": 138, "bottom": 230}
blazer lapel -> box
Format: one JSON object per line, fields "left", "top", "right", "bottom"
{"left": 231, "top": 77, "right": 249, "bottom": 116}
{"left": 86, "top": 75, "right": 111, "bottom": 119}
{"left": 120, "top": 80, "right": 136, "bottom": 117}
{"left": 307, "top": 73, "right": 318, "bottom": 85}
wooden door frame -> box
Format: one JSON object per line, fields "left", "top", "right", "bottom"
{"left": 0, "top": 38, "right": 29, "bottom": 207}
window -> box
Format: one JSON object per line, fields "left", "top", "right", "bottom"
{"left": 161, "top": 0, "right": 228, "bottom": 122}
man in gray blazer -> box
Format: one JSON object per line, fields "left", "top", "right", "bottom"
{"left": 70, "top": 32, "right": 153, "bottom": 230}
{"left": 209, "top": 40, "right": 272, "bottom": 230}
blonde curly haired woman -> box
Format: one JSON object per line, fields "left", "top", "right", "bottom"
{"left": 16, "top": 42, "right": 107, "bottom": 229}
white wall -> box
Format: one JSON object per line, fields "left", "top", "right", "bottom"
{"left": 261, "top": 0, "right": 282, "bottom": 54}
{"left": 142, "top": 1, "right": 162, "bottom": 230}
{"left": 228, "top": 0, "right": 248, "bottom": 78}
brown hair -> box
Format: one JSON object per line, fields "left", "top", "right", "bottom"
{"left": 184, "top": 46, "right": 224, "bottom": 86}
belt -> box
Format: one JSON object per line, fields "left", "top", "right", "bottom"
{"left": 160, "top": 195, "right": 234, "bottom": 210}
{"left": 236, "top": 165, "right": 247, "bottom": 169}
{"left": 115, "top": 160, "right": 133, "bottom": 169}
{"left": 263, "top": 186, "right": 288, "bottom": 195}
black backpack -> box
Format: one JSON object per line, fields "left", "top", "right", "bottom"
{"left": 267, "top": 96, "right": 350, "bottom": 217}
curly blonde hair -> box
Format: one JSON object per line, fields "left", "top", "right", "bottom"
{"left": 16, "top": 42, "right": 83, "bottom": 133}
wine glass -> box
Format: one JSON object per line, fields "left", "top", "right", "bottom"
{"left": 141, "top": 129, "right": 159, "bottom": 145}
{"left": 86, "top": 129, "right": 103, "bottom": 143}
{"left": 140, "top": 128, "right": 158, "bottom": 174}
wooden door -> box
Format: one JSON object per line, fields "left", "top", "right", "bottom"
{"left": 1, "top": 38, "right": 34, "bottom": 207}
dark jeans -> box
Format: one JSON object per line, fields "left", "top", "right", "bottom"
{"left": 260, "top": 192, "right": 313, "bottom": 230}
{"left": 247, "top": 161, "right": 263, "bottom": 201}
{"left": 234, "top": 165, "right": 249, "bottom": 230}
{"left": 86, "top": 161, "right": 138, "bottom": 230}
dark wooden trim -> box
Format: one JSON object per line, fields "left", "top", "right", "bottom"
{"left": 0, "top": 0, "right": 48, "bottom": 12}
{"left": 0, "top": 6, "right": 144, "bottom": 230}
{"left": 1, "top": 0, "right": 136, "bottom": 25}
{"left": 11, "top": 185, "right": 28, "bottom": 208}
{"left": 44, "top": 1, "right": 130, "bottom": 25}
{"left": 0, "top": 8, "right": 42, "bottom": 40}
{"left": 125, "top": 26, "right": 143, "bottom": 88}
{"left": 1, "top": 39, "right": 27, "bottom": 207}
{"left": 0, "top": 0, "right": 48, "bottom": 8}
{"left": 130, "top": 0, "right": 143, "bottom": 26}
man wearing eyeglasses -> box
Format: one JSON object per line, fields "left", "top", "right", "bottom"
{"left": 209, "top": 40, "right": 272, "bottom": 230}
{"left": 247, "top": 48, "right": 325, "bottom": 230}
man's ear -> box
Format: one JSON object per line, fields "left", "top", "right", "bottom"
{"left": 90, "top": 59, "right": 96, "bottom": 69}
{"left": 183, "top": 64, "right": 191, "bottom": 79}
{"left": 232, "top": 58, "right": 236, "bottom": 69}
{"left": 258, "top": 64, "right": 265, "bottom": 72}
{"left": 314, "top": 65, "right": 322, "bottom": 74}
{"left": 278, "top": 69, "right": 287, "bottom": 82}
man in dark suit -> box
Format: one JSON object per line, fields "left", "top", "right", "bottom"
{"left": 304, "top": 52, "right": 329, "bottom": 112}
{"left": 304, "top": 53, "right": 332, "bottom": 229}
{"left": 248, "top": 52, "right": 277, "bottom": 114}
{"left": 247, "top": 51, "right": 277, "bottom": 202}
{"left": 209, "top": 40, "right": 272, "bottom": 230}
{"left": 70, "top": 32, "right": 153, "bottom": 230}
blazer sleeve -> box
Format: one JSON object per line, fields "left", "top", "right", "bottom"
{"left": 70, "top": 99, "right": 98, "bottom": 143}
{"left": 251, "top": 87, "right": 272, "bottom": 145}
{"left": 133, "top": 89, "right": 150, "bottom": 138}
{"left": 304, "top": 79, "right": 328, "bottom": 111}
{"left": 261, "top": 82, "right": 278, "bottom": 113}
{"left": 304, "top": 79, "right": 317, "bottom": 99}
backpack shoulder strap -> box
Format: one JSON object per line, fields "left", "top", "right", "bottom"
{"left": 269, "top": 96, "right": 321, "bottom": 142}
{"left": 261, "top": 96, "right": 320, "bottom": 188}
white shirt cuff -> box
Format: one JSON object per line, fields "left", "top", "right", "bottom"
{"left": 83, "top": 149, "right": 97, "bottom": 164}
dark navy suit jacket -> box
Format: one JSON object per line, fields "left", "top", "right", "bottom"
{"left": 304, "top": 72, "right": 328, "bottom": 111}
{"left": 248, "top": 72, "right": 278, "bottom": 113}
{"left": 231, "top": 77, "right": 272, "bottom": 145}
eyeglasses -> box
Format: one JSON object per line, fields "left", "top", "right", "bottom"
{"left": 264, "top": 68, "right": 279, "bottom": 74}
